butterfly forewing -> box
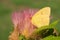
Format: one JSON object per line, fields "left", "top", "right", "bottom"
{"left": 31, "top": 7, "right": 51, "bottom": 28}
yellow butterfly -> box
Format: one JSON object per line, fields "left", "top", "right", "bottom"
{"left": 31, "top": 7, "right": 51, "bottom": 28}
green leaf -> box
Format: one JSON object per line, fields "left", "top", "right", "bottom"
{"left": 42, "top": 35, "right": 60, "bottom": 40}
{"left": 49, "top": 20, "right": 59, "bottom": 28}
{"left": 30, "top": 20, "right": 59, "bottom": 39}
{"left": 19, "top": 35, "right": 26, "bottom": 40}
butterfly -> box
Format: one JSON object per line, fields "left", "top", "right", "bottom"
{"left": 31, "top": 7, "right": 51, "bottom": 28}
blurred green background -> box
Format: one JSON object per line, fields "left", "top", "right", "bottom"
{"left": 0, "top": 0, "right": 60, "bottom": 40}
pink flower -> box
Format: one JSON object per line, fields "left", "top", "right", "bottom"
{"left": 12, "top": 8, "right": 39, "bottom": 37}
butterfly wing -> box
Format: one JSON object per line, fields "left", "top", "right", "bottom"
{"left": 31, "top": 7, "right": 51, "bottom": 28}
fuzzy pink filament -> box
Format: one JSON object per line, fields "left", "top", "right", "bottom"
{"left": 12, "top": 8, "right": 39, "bottom": 37}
